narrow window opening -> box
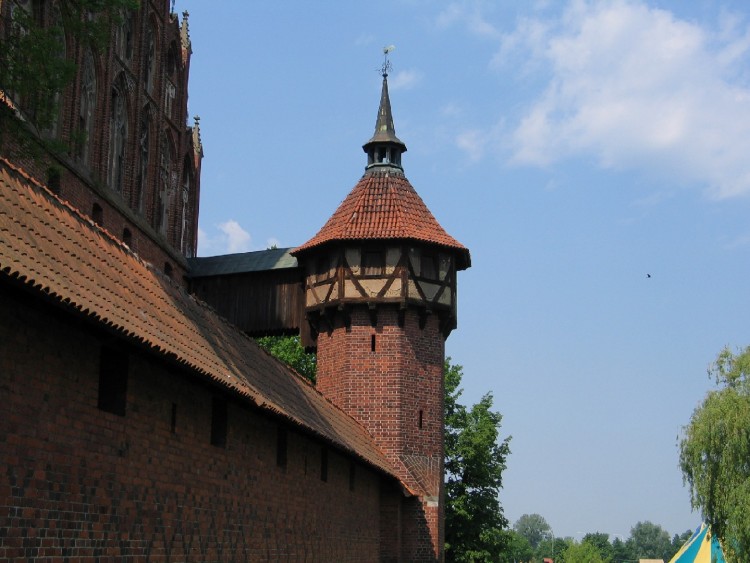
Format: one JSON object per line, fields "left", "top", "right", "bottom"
{"left": 418, "top": 409, "right": 424, "bottom": 429}
{"left": 315, "top": 256, "right": 331, "bottom": 283}
{"left": 371, "top": 334, "right": 376, "bottom": 352}
{"left": 320, "top": 447, "right": 328, "bottom": 482}
{"left": 97, "top": 345, "right": 128, "bottom": 416}
{"left": 92, "top": 203, "right": 103, "bottom": 226}
{"left": 210, "top": 397, "right": 227, "bottom": 447}
{"left": 349, "top": 462, "right": 356, "bottom": 492}
{"left": 122, "top": 228, "right": 132, "bottom": 247}
{"left": 420, "top": 253, "right": 438, "bottom": 280}
{"left": 164, "top": 262, "right": 173, "bottom": 278}
{"left": 363, "top": 250, "right": 385, "bottom": 276}
{"left": 170, "top": 402, "right": 177, "bottom": 434}
{"left": 276, "top": 427, "right": 288, "bottom": 470}
{"left": 46, "top": 167, "right": 61, "bottom": 194}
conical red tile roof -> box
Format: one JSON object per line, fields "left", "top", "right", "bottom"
{"left": 293, "top": 169, "right": 470, "bottom": 269}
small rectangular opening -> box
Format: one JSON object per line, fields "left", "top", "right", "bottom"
{"left": 362, "top": 250, "right": 385, "bottom": 276}
{"left": 97, "top": 345, "right": 128, "bottom": 416}
{"left": 371, "top": 334, "right": 376, "bottom": 352}
{"left": 420, "top": 253, "right": 438, "bottom": 280}
{"left": 277, "top": 427, "right": 288, "bottom": 470}
{"left": 46, "top": 167, "right": 61, "bottom": 194}
{"left": 92, "top": 203, "right": 103, "bottom": 226}
{"left": 210, "top": 397, "right": 228, "bottom": 447}
{"left": 320, "top": 447, "right": 328, "bottom": 482}
{"left": 418, "top": 409, "right": 423, "bottom": 429}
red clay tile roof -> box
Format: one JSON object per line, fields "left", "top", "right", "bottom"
{"left": 0, "top": 158, "right": 401, "bottom": 483}
{"left": 293, "top": 169, "right": 471, "bottom": 269}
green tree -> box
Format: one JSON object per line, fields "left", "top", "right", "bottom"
{"left": 611, "top": 536, "right": 633, "bottom": 562}
{"left": 500, "top": 530, "right": 533, "bottom": 563}
{"left": 535, "top": 536, "right": 570, "bottom": 562}
{"left": 445, "top": 358, "right": 512, "bottom": 562}
{"left": 255, "top": 335, "right": 316, "bottom": 383}
{"left": 582, "top": 532, "right": 613, "bottom": 562}
{"left": 513, "top": 513, "right": 552, "bottom": 550}
{"left": 627, "top": 521, "right": 672, "bottom": 561}
{"left": 680, "top": 345, "right": 750, "bottom": 563}
{"left": 561, "top": 540, "right": 605, "bottom": 563}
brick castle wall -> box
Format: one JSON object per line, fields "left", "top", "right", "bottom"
{"left": 0, "top": 285, "right": 385, "bottom": 562}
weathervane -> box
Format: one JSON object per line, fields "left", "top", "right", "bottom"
{"left": 380, "top": 45, "right": 395, "bottom": 77}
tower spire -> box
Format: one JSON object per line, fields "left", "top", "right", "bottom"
{"left": 363, "top": 46, "right": 407, "bottom": 171}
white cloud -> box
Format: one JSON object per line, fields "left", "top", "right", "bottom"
{"left": 355, "top": 33, "right": 375, "bottom": 47}
{"left": 197, "top": 219, "right": 252, "bottom": 256}
{"left": 435, "top": 1, "right": 501, "bottom": 39}
{"left": 389, "top": 69, "right": 423, "bottom": 90}
{"left": 219, "top": 220, "right": 252, "bottom": 253}
{"left": 440, "top": 103, "right": 465, "bottom": 118}
{"left": 498, "top": 1, "right": 750, "bottom": 198}
{"left": 456, "top": 129, "right": 488, "bottom": 162}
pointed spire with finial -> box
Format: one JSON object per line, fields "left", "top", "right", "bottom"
{"left": 180, "top": 10, "right": 192, "bottom": 55}
{"left": 192, "top": 115, "right": 203, "bottom": 159}
{"left": 363, "top": 45, "right": 407, "bottom": 172}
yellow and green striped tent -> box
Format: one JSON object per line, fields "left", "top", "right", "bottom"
{"left": 669, "top": 523, "right": 725, "bottom": 563}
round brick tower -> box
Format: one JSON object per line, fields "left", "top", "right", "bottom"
{"left": 292, "top": 64, "right": 470, "bottom": 562}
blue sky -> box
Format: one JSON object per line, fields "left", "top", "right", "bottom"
{"left": 178, "top": 0, "right": 750, "bottom": 540}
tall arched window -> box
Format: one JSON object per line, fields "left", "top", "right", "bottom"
{"left": 108, "top": 77, "right": 128, "bottom": 193}
{"left": 115, "top": 9, "right": 134, "bottom": 63}
{"left": 156, "top": 132, "right": 174, "bottom": 236}
{"left": 77, "top": 50, "right": 96, "bottom": 166}
{"left": 180, "top": 157, "right": 193, "bottom": 255}
{"left": 46, "top": 1, "right": 65, "bottom": 139}
{"left": 135, "top": 105, "right": 151, "bottom": 211}
{"left": 143, "top": 21, "right": 156, "bottom": 95}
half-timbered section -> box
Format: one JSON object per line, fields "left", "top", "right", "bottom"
{"left": 303, "top": 241, "right": 459, "bottom": 339}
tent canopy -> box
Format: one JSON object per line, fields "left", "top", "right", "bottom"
{"left": 669, "top": 524, "right": 725, "bottom": 563}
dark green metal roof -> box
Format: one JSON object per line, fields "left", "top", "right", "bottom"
{"left": 188, "top": 247, "right": 299, "bottom": 277}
